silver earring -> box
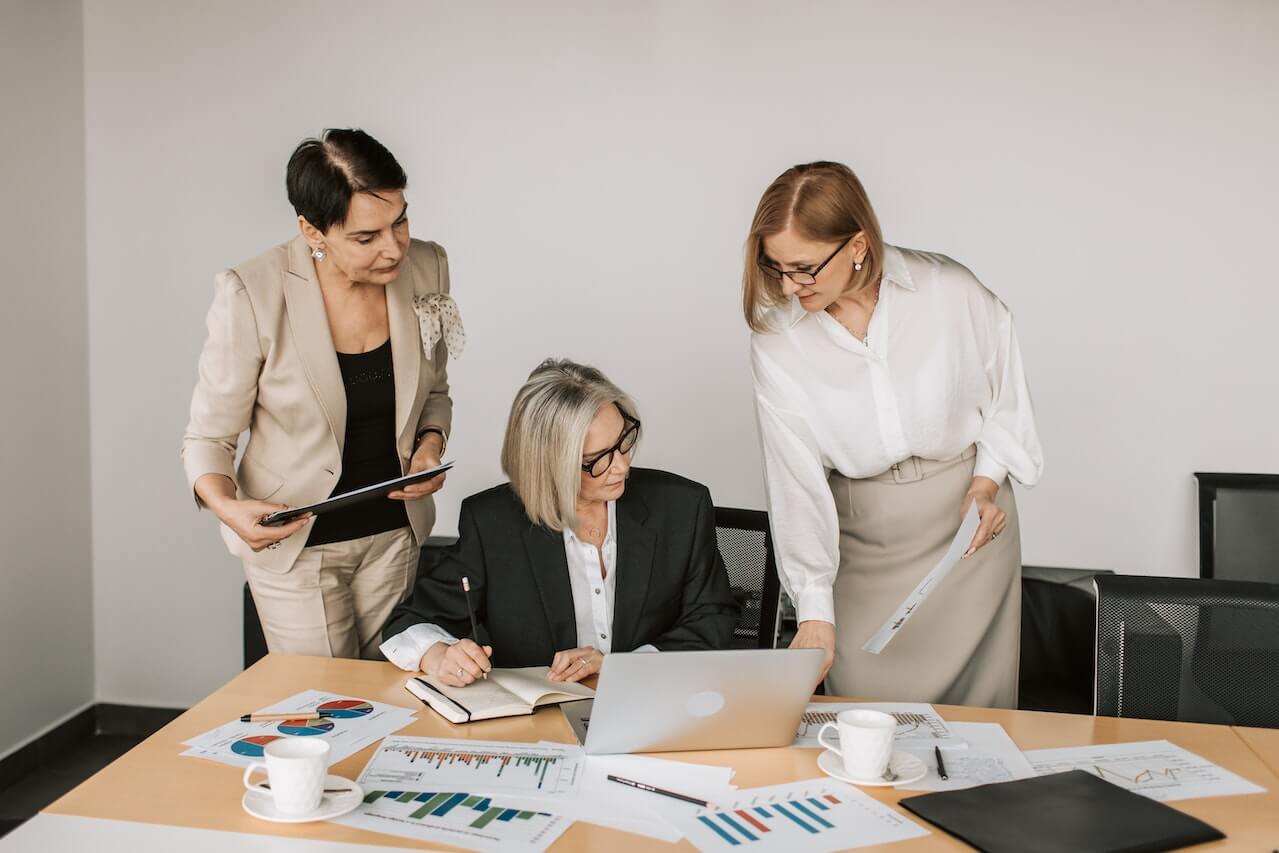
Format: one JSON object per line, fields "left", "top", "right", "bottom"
{"left": 312, "top": 247, "right": 326, "bottom": 261}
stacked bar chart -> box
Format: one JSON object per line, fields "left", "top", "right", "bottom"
{"left": 383, "top": 744, "right": 564, "bottom": 789}
{"left": 362, "top": 737, "right": 582, "bottom": 798}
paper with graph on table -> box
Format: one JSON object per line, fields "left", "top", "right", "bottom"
{"left": 862, "top": 504, "right": 981, "bottom": 654}
{"left": 794, "top": 702, "right": 966, "bottom": 750}
{"left": 896, "top": 722, "right": 1036, "bottom": 791}
{"left": 1024, "top": 739, "right": 1266, "bottom": 802}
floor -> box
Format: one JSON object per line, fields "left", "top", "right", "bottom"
{"left": 0, "top": 734, "right": 142, "bottom": 839}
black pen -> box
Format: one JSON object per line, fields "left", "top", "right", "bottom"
{"left": 461, "top": 577, "right": 487, "bottom": 679}
{"left": 935, "top": 746, "right": 949, "bottom": 780}
{"left": 607, "top": 774, "right": 719, "bottom": 810}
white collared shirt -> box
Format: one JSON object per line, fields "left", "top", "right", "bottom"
{"left": 750, "top": 244, "right": 1044, "bottom": 627}
{"left": 381, "top": 500, "right": 656, "bottom": 671}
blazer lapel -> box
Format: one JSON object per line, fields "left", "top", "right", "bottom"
{"left": 612, "top": 491, "right": 656, "bottom": 651}
{"left": 522, "top": 525, "right": 579, "bottom": 651}
{"left": 385, "top": 269, "right": 421, "bottom": 451}
{"left": 283, "top": 236, "right": 346, "bottom": 454}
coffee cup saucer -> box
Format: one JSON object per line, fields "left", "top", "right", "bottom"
{"left": 817, "top": 749, "right": 926, "bottom": 787}
{"left": 242, "top": 773, "right": 364, "bottom": 823}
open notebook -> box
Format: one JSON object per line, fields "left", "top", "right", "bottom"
{"left": 405, "top": 666, "right": 595, "bottom": 723}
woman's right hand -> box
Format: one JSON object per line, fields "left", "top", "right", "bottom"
{"left": 422, "top": 640, "right": 493, "bottom": 687}
{"left": 790, "top": 619, "right": 836, "bottom": 685}
{"left": 216, "top": 498, "right": 310, "bottom": 552}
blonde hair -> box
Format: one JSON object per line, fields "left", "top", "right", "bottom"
{"left": 742, "top": 161, "right": 885, "bottom": 333}
{"left": 500, "top": 359, "right": 639, "bottom": 531}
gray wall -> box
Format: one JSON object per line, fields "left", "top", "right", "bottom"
{"left": 0, "top": 0, "right": 94, "bottom": 758}
{"left": 79, "top": 1, "right": 1279, "bottom": 707}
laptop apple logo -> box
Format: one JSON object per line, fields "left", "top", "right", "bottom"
{"left": 686, "top": 690, "right": 726, "bottom": 717}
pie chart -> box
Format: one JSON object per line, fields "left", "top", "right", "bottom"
{"left": 231, "top": 735, "right": 281, "bottom": 757}
{"left": 277, "top": 718, "right": 336, "bottom": 736}
{"left": 317, "top": 699, "right": 373, "bottom": 718}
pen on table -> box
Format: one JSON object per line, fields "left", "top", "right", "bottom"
{"left": 607, "top": 774, "right": 719, "bottom": 810}
{"left": 240, "top": 712, "right": 323, "bottom": 723}
{"left": 461, "top": 576, "right": 487, "bottom": 679}
{"left": 934, "top": 746, "right": 949, "bottom": 780}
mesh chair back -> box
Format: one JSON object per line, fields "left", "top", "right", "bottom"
{"left": 1094, "top": 574, "right": 1279, "bottom": 726}
{"left": 715, "top": 507, "right": 782, "bottom": 649}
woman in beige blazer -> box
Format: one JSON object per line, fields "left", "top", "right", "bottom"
{"left": 182, "top": 129, "right": 463, "bottom": 659}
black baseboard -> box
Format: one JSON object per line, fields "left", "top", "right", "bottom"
{"left": 0, "top": 703, "right": 185, "bottom": 792}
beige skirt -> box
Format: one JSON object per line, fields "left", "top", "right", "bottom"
{"left": 827, "top": 446, "right": 1021, "bottom": 708}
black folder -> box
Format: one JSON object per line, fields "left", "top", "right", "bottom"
{"left": 898, "top": 770, "right": 1224, "bottom": 853}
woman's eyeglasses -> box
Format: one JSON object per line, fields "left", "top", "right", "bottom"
{"left": 757, "top": 235, "right": 852, "bottom": 286}
{"left": 582, "top": 411, "right": 641, "bottom": 478}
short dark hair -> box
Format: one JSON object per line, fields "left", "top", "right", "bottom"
{"left": 286, "top": 129, "right": 407, "bottom": 234}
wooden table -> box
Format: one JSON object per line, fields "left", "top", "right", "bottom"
{"left": 27, "top": 655, "right": 1279, "bottom": 851}
{"left": 1234, "top": 725, "right": 1279, "bottom": 777}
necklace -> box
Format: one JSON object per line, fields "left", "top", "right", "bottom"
{"left": 828, "top": 282, "right": 880, "bottom": 343}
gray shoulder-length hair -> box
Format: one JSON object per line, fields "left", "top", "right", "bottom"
{"left": 500, "top": 359, "right": 639, "bottom": 532}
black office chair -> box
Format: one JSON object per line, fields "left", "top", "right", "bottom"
{"left": 1018, "top": 566, "right": 1113, "bottom": 714}
{"left": 714, "top": 506, "right": 783, "bottom": 650}
{"left": 1094, "top": 574, "right": 1279, "bottom": 726}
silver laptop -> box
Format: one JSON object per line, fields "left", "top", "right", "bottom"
{"left": 577, "top": 648, "right": 824, "bottom": 754}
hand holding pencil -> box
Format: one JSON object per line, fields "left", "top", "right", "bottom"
{"left": 418, "top": 576, "right": 492, "bottom": 688}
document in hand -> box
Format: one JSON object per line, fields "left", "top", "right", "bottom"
{"left": 898, "top": 769, "right": 1224, "bottom": 853}
{"left": 406, "top": 667, "right": 595, "bottom": 723}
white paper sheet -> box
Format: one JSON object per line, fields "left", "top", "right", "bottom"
{"left": 862, "top": 504, "right": 980, "bottom": 654}
{"left": 355, "top": 736, "right": 584, "bottom": 798}
{"left": 337, "top": 795, "right": 570, "bottom": 853}
{"left": 897, "top": 722, "right": 1035, "bottom": 791}
{"left": 180, "top": 689, "right": 417, "bottom": 768}
{"left": 793, "top": 702, "right": 966, "bottom": 750}
{"left": 648, "top": 778, "right": 928, "bottom": 852}
{"left": 1024, "top": 739, "right": 1267, "bottom": 802}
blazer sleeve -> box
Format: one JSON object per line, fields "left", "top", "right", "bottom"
{"left": 415, "top": 243, "right": 454, "bottom": 438}
{"left": 383, "top": 494, "right": 485, "bottom": 643}
{"left": 648, "top": 486, "right": 740, "bottom": 651}
{"left": 181, "top": 270, "right": 263, "bottom": 507}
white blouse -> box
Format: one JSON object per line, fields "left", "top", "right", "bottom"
{"left": 750, "top": 244, "right": 1044, "bottom": 627}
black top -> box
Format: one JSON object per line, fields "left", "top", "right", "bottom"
{"left": 307, "top": 339, "right": 409, "bottom": 546}
{"left": 383, "top": 468, "right": 740, "bottom": 666}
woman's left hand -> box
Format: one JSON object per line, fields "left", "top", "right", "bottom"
{"left": 548, "top": 647, "right": 604, "bottom": 682}
{"left": 388, "top": 433, "right": 447, "bottom": 501}
{"left": 961, "top": 476, "right": 1007, "bottom": 557}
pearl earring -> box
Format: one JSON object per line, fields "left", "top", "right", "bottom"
{"left": 312, "top": 247, "right": 326, "bottom": 261}
{"left": 854, "top": 260, "right": 863, "bottom": 272}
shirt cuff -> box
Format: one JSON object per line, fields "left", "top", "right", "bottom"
{"left": 633, "top": 644, "right": 659, "bottom": 653}
{"left": 380, "top": 623, "right": 459, "bottom": 671}
{"left": 795, "top": 584, "right": 836, "bottom": 626}
{"left": 973, "top": 447, "right": 1009, "bottom": 485}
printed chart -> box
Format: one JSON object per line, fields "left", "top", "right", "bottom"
{"left": 1025, "top": 740, "right": 1267, "bottom": 802}
{"left": 361, "top": 736, "right": 582, "bottom": 798}
{"left": 793, "top": 702, "right": 963, "bottom": 749}
{"left": 656, "top": 779, "right": 927, "bottom": 853}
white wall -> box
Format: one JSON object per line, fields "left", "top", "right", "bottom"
{"left": 0, "top": 0, "right": 94, "bottom": 757}
{"left": 83, "top": 0, "right": 1279, "bottom": 707}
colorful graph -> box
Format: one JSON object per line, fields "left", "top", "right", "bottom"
{"left": 277, "top": 718, "right": 335, "bottom": 736}
{"left": 230, "top": 734, "right": 281, "bottom": 757}
{"left": 317, "top": 699, "right": 373, "bottom": 718}
{"left": 384, "top": 745, "right": 563, "bottom": 789}
{"left": 364, "top": 790, "right": 551, "bottom": 829}
{"left": 698, "top": 794, "right": 842, "bottom": 844}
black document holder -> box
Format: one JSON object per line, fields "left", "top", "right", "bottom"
{"left": 898, "top": 770, "right": 1225, "bottom": 853}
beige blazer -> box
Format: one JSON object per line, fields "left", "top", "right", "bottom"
{"left": 182, "top": 235, "right": 454, "bottom": 573}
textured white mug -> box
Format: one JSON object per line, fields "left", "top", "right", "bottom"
{"left": 817, "top": 709, "right": 896, "bottom": 780}
{"left": 242, "top": 736, "right": 330, "bottom": 815}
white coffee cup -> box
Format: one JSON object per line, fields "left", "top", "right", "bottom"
{"left": 817, "top": 709, "right": 896, "bottom": 780}
{"left": 242, "top": 737, "right": 331, "bottom": 816}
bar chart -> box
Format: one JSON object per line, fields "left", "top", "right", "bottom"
{"left": 666, "top": 779, "right": 928, "bottom": 853}
{"left": 363, "top": 789, "right": 552, "bottom": 829}
{"left": 362, "top": 736, "right": 582, "bottom": 798}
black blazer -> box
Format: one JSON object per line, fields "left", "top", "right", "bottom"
{"left": 384, "top": 468, "right": 739, "bottom": 667}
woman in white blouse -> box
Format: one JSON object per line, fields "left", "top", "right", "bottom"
{"left": 381, "top": 359, "right": 738, "bottom": 685}
{"left": 744, "top": 161, "right": 1043, "bottom": 708}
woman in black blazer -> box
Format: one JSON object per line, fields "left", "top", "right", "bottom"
{"left": 381, "top": 359, "right": 738, "bottom": 685}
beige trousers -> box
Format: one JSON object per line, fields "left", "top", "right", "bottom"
{"left": 827, "top": 447, "right": 1021, "bottom": 708}
{"left": 243, "top": 526, "right": 417, "bottom": 660}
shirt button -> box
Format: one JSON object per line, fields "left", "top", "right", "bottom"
{"left": 594, "top": 588, "right": 601, "bottom": 595}
{"left": 600, "top": 633, "right": 608, "bottom": 640}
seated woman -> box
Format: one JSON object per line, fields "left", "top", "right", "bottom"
{"left": 380, "top": 359, "right": 739, "bottom": 686}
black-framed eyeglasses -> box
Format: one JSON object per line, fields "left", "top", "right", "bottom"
{"left": 757, "top": 235, "right": 852, "bottom": 286}
{"left": 582, "top": 406, "right": 641, "bottom": 478}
